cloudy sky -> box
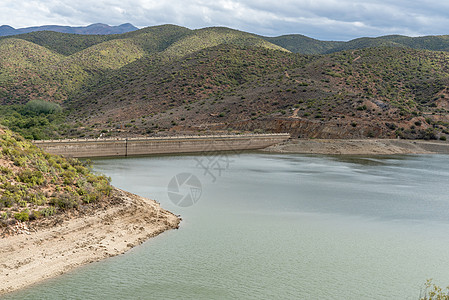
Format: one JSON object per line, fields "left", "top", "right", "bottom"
{"left": 1, "top": 0, "right": 448, "bottom": 40}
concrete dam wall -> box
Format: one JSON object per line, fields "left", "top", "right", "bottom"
{"left": 33, "top": 134, "right": 290, "bottom": 158}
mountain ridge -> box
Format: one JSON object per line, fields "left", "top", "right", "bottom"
{"left": 0, "top": 23, "right": 138, "bottom": 37}
{"left": 0, "top": 24, "right": 448, "bottom": 141}
{"left": 3, "top": 23, "right": 449, "bottom": 55}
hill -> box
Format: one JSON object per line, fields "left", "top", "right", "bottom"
{"left": 68, "top": 45, "right": 449, "bottom": 140}
{"left": 0, "top": 23, "right": 138, "bottom": 37}
{"left": 0, "top": 25, "right": 448, "bottom": 140}
{"left": 0, "top": 126, "right": 111, "bottom": 235}
{"left": 0, "top": 24, "right": 192, "bottom": 56}
{"left": 0, "top": 37, "right": 145, "bottom": 105}
{"left": 4, "top": 24, "right": 449, "bottom": 55}
{"left": 263, "top": 34, "right": 449, "bottom": 54}
{"left": 263, "top": 34, "right": 343, "bottom": 54}
{"left": 0, "top": 25, "right": 287, "bottom": 106}
{"left": 162, "top": 27, "right": 288, "bottom": 59}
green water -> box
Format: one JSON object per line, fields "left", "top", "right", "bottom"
{"left": 4, "top": 153, "right": 449, "bottom": 299}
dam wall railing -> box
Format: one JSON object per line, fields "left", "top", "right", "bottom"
{"left": 32, "top": 134, "right": 290, "bottom": 158}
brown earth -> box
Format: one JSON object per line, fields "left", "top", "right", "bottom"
{"left": 0, "top": 188, "right": 180, "bottom": 295}
{"left": 264, "top": 138, "right": 449, "bottom": 155}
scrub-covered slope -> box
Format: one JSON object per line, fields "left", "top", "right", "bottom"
{"left": 0, "top": 127, "right": 111, "bottom": 235}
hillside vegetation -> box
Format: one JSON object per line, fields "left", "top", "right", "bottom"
{"left": 263, "top": 34, "right": 343, "bottom": 54}
{"left": 0, "top": 126, "right": 111, "bottom": 236}
{"left": 6, "top": 25, "right": 449, "bottom": 55}
{"left": 0, "top": 25, "right": 284, "bottom": 105}
{"left": 65, "top": 44, "right": 449, "bottom": 140}
{"left": 0, "top": 100, "right": 66, "bottom": 140}
{"left": 262, "top": 34, "right": 449, "bottom": 54}
{"left": 0, "top": 24, "right": 449, "bottom": 140}
{"left": 162, "top": 27, "right": 288, "bottom": 59}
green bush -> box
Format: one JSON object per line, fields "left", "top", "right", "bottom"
{"left": 40, "top": 207, "right": 56, "bottom": 217}
{"left": 61, "top": 170, "right": 77, "bottom": 185}
{"left": 14, "top": 210, "right": 30, "bottom": 222}
{"left": 0, "top": 194, "right": 14, "bottom": 208}
{"left": 51, "top": 192, "right": 80, "bottom": 210}
{"left": 17, "top": 170, "right": 45, "bottom": 186}
{"left": 27, "top": 192, "right": 47, "bottom": 205}
{"left": 0, "top": 166, "right": 13, "bottom": 176}
{"left": 24, "top": 100, "right": 62, "bottom": 115}
{"left": 420, "top": 279, "right": 449, "bottom": 300}
{"left": 29, "top": 210, "right": 41, "bottom": 220}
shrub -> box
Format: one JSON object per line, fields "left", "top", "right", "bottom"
{"left": 27, "top": 192, "right": 47, "bottom": 205}
{"left": 13, "top": 156, "right": 27, "bottom": 167}
{"left": 14, "top": 210, "right": 30, "bottom": 222}
{"left": 385, "top": 123, "right": 397, "bottom": 130}
{"left": 424, "top": 128, "right": 437, "bottom": 140}
{"left": 51, "top": 192, "right": 79, "bottom": 210}
{"left": 0, "top": 166, "right": 13, "bottom": 176}
{"left": 17, "top": 170, "right": 44, "bottom": 186}
{"left": 420, "top": 279, "right": 449, "bottom": 300}
{"left": 24, "top": 100, "right": 62, "bottom": 115}
{"left": 0, "top": 194, "right": 14, "bottom": 208}
{"left": 61, "top": 170, "right": 77, "bottom": 185}
{"left": 29, "top": 210, "right": 41, "bottom": 220}
{"left": 40, "top": 207, "right": 56, "bottom": 217}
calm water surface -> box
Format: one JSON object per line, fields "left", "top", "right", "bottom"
{"left": 4, "top": 153, "right": 449, "bottom": 299}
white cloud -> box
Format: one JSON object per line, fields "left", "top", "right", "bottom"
{"left": 1, "top": 0, "right": 449, "bottom": 40}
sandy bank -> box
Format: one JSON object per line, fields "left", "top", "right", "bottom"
{"left": 0, "top": 188, "right": 180, "bottom": 296}
{"left": 264, "top": 139, "right": 449, "bottom": 155}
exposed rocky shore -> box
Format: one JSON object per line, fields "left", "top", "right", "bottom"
{"left": 0, "top": 188, "right": 180, "bottom": 295}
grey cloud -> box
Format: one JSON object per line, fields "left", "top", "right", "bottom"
{"left": 1, "top": 0, "right": 449, "bottom": 40}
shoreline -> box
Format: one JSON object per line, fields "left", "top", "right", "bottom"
{"left": 263, "top": 138, "right": 449, "bottom": 155}
{"left": 0, "top": 188, "right": 180, "bottom": 296}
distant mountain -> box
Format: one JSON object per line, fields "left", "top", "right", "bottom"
{"left": 0, "top": 23, "right": 138, "bottom": 36}
{"left": 262, "top": 34, "right": 343, "bottom": 54}
{"left": 262, "top": 34, "right": 449, "bottom": 54}
{"left": 4, "top": 23, "right": 449, "bottom": 54}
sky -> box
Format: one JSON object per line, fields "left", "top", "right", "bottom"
{"left": 1, "top": 0, "right": 448, "bottom": 40}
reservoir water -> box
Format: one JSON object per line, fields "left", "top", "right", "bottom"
{"left": 4, "top": 153, "right": 449, "bottom": 299}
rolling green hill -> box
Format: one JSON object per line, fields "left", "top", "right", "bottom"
{"left": 0, "top": 24, "right": 191, "bottom": 56}
{"left": 162, "top": 27, "right": 289, "bottom": 59}
{"left": 322, "top": 35, "right": 449, "bottom": 54}
{"left": 0, "top": 38, "right": 67, "bottom": 103}
{"left": 64, "top": 39, "right": 146, "bottom": 71}
{"left": 263, "top": 34, "right": 343, "bottom": 54}
{"left": 0, "top": 25, "right": 449, "bottom": 140}
{"left": 263, "top": 34, "right": 449, "bottom": 54}
{"left": 4, "top": 24, "right": 449, "bottom": 56}
{"left": 65, "top": 44, "right": 449, "bottom": 140}
{"left": 0, "top": 25, "right": 287, "bottom": 105}
{"left": 0, "top": 31, "right": 112, "bottom": 56}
